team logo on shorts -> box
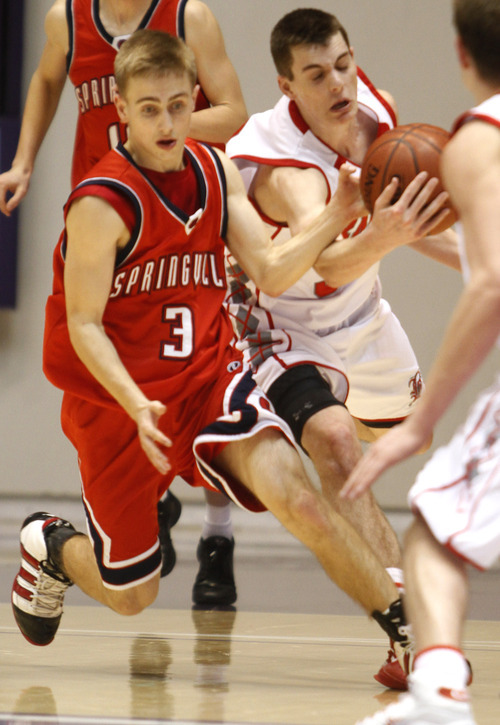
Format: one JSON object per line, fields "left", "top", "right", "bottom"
{"left": 227, "top": 360, "right": 242, "bottom": 373}
{"left": 408, "top": 371, "right": 423, "bottom": 405}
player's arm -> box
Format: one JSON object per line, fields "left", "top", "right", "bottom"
{"left": 409, "top": 228, "right": 461, "bottom": 271}
{"left": 0, "top": 0, "right": 68, "bottom": 216}
{"left": 314, "top": 171, "right": 449, "bottom": 287}
{"left": 184, "top": 0, "right": 248, "bottom": 144}
{"left": 342, "top": 120, "right": 500, "bottom": 500}
{"left": 64, "top": 196, "right": 172, "bottom": 474}
{"left": 249, "top": 162, "right": 445, "bottom": 287}
{"left": 219, "top": 152, "right": 357, "bottom": 295}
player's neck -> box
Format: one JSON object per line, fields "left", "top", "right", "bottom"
{"left": 99, "top": 0, "right": 152, "bottom": 36}
{"left": 316, "top": 110, "right": 377, "bottom": 165}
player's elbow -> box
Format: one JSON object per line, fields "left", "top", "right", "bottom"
{"left": 257, "top": 277, "right": 286, "bottom": 298}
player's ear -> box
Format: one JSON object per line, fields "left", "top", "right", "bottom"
{"left": 277, "top": 75, "right": 294, "bottom": 99}
{"left": 191, "top": 83, "right": 200, "bottom": 109}
{"left": 455, "top": 36, "right": 470, "bottom": 70}
{"left": 114, "top": 89, "right": 128, "bottom": 123}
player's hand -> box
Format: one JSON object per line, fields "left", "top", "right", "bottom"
{"left": 333, "top": 162, "right": 367, "bottom": 226}
{"left": 340, "top": 421, "right": 426, "bottom": 500}
{"left": 370, "top": 171, "right": 450, "bottom": 248}
{"left": 0, "top": 166, "right": 30, "bottom": 217}
{"left": 135, "top": 400, "right": 172, "bottom": 475}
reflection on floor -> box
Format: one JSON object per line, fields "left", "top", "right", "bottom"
{"left": 1, "top": 606, "right": 500, "bottom": 725}
{"left": 0, "top": 498, "right": 499, "bottom": 724}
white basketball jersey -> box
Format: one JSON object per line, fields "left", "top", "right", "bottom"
{"left": 453, "top": 94, "right": 500, "bottom": 345}
{"left": 226, "top": 68, "right": 397, "bottom": 332}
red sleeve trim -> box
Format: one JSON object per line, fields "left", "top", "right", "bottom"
{"left": 69, "top": 184, "right": 136, "bottom": 234}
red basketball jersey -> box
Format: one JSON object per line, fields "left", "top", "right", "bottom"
{"left": 66, "top": 0, "right": 210, "bottom": 185}
{"left": 43, "top": 139, "right": 236, "bottom": 408}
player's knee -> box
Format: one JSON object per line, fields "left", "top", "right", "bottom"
{"left": 305, "top": 417, "right": 359, "bottom": 478}
{"left": 106, "top": 578, "right": 159, "bottom": 616}
{"left": 288, "top": 487, "right": 331, "bottom": 535}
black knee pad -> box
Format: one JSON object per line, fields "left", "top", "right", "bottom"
{"left": 266, "top": 364, "right": 346, "bottom": 446}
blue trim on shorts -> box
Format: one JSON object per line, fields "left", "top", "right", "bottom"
{"left": 200, "top": 370, "right": 259, "bottom": 438}
{"left": 84, "top": 502, "right": 162, "bottom": 587}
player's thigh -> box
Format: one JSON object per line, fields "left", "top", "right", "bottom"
{"left": 302, "top": 404, "right": 361, "bottom": 471}
{"left": 215, "top": 427, "right": 311, "bottom": 511}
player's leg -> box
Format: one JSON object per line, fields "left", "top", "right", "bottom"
{"left": 355, "top": 516, "right": 474, "bottom": 725}
{"left": 304, "top": 409, "right": 402, "bottom": 568}
{"left": 159, "top": 484, "right": 236, "bottom": 604}
{"left": 404, "top": 513, "right": 468, "bottom": 651}
{"left": 268, "top": 364, "right": 401, "bottom": 568}
{"left": 60, "top": 528, "right": 161, "bottom": 615}
{"left": 157, "top": 488, "right": 182, "bottom": 576}
{"left": 214, "top": 426, "right": 402, "bottom": 617}
{"left": 192, "top": 487, "right": 237, "bottom": 606}
{"left": 11, "top": 511, "right": 161, "bottom": 647}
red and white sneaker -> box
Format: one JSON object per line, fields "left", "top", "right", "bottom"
{"left": 356, "top": 671, "right": 476, "bottom": 724}
{"left": 374, "top": 639, "right": 411, "bottom": 690}
{"left": 375, "top": 641, "right": 474, "bottom": 691}
{"left": 11, "top": 512, "right": 80, "bottom": 646}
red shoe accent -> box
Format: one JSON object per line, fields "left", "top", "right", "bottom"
{"left": 438, "top": 687, "right": 470, "bottom": 703}
{"left": 374, "top": 642, "right": 410, "bottom": 690}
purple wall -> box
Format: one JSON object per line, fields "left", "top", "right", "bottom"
{"left": 0, "top": 1, "right": 24, "bottom": 308}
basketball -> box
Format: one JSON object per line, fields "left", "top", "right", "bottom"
{"left": 360, "top": 123, "right": 457, "bottom": 234}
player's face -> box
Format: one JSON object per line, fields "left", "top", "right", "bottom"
{"left": 279, "top": 32, "right": 358, "bottom": 131}
{"left": 115, "top": 72, "right": 198, "bottom": 172}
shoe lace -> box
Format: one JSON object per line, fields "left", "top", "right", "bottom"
{"left": 30, "top": 562, "right": 70, "bottom": 616}
{"left": 397, "top": 625, "right": 415, "bottom": 653}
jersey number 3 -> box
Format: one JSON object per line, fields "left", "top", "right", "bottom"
{"left": 160, "top": 306, "right": 193, "bottom": 359}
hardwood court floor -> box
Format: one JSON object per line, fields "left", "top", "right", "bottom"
{"left": 1, "top": 605, "right": 500, "bottom": 725}
{"left": 1, "top": 500, "right": 500, "bottom": 724}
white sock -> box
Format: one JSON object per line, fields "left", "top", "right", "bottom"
{"left": 414, "top": 646, "right": 470, "bottom": 689}
{"left": 201, "top": 502, "right": 233, "bottom": 540}
{"left": 386, "top": 567, "right": 405, "bottom": 594}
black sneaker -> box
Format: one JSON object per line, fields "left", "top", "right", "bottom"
{"left": 11, "top": 512, "right": 79, "bottom": 646}
{"left": 192, "top": 536, "right": 237, "bottom": 606}
{"left": 157, "top": 491, "right": 182, "bottom": 577}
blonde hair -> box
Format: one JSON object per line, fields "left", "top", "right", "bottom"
{"left": 114, "top": 29, "right": 197, "bottom": 95}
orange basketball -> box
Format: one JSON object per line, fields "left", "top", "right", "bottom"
{"left": 360, "top": 123, "right": 457, "bottom": 234}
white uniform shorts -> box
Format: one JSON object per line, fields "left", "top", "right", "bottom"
{"left": 409, "top": 375, "right": 500, "bottom": 570}
{"left": 238, "top": 291, "right": 423, "bottom": 425}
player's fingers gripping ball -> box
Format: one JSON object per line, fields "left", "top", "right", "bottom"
{"left": 360, "top": 123, "right": 458, "bottom": 233}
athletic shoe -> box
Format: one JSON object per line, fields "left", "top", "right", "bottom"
{"left": 11, "top": 512, "right": 79, "bottom": 646}
{"left": 374, "top": 639, "right": 411, "bottom": 689}
{"left": 192, "top": 536, "right": 237, "bottom": 606}
{"left": 356, "top": 671, "right": 476, "bottom": 724}
{"left": 375, "top": 641, "right": 474, "bottom": 691}
{"left": 157, "top": 491, "right": 182, "bottom": 577}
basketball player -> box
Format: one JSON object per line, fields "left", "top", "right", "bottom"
{"left": 342, "top": 0, "right": 500, "bottom": 722}
{"left": 224, "top": 7, "right": 459, "bottom": 688}
{"left": 0, "top": 0, "right": 248, "bottom": 606}
{"left": 11, "top": 31, "right": 418, "bottom": 658}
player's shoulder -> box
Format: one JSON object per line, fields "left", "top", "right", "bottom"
{"left": 184, "top": 0, "right": 216, "bottom": 29}
{"left": 376, "top": 89, "right": 398, "bottom": 117}
{"left": 46, "top": 0, "right": 67, "bottom": 27}
{"left": 446, "top": 118, "right": 500, "bottom": 168}
{"left": 45, "top": 0, "right": 69, "bottom": 48}
{"left": 442, "top": 117, "right": 500, "bottom": 198}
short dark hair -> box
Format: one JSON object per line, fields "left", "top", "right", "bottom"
{"left": 453, "top": 0, "right": 500, "bottom": 84}
{"left": 270, "top": 8, "right": 350, "bottom": 80}
{"left": 114, "top": 29, "right": 197, "bottom": 95}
